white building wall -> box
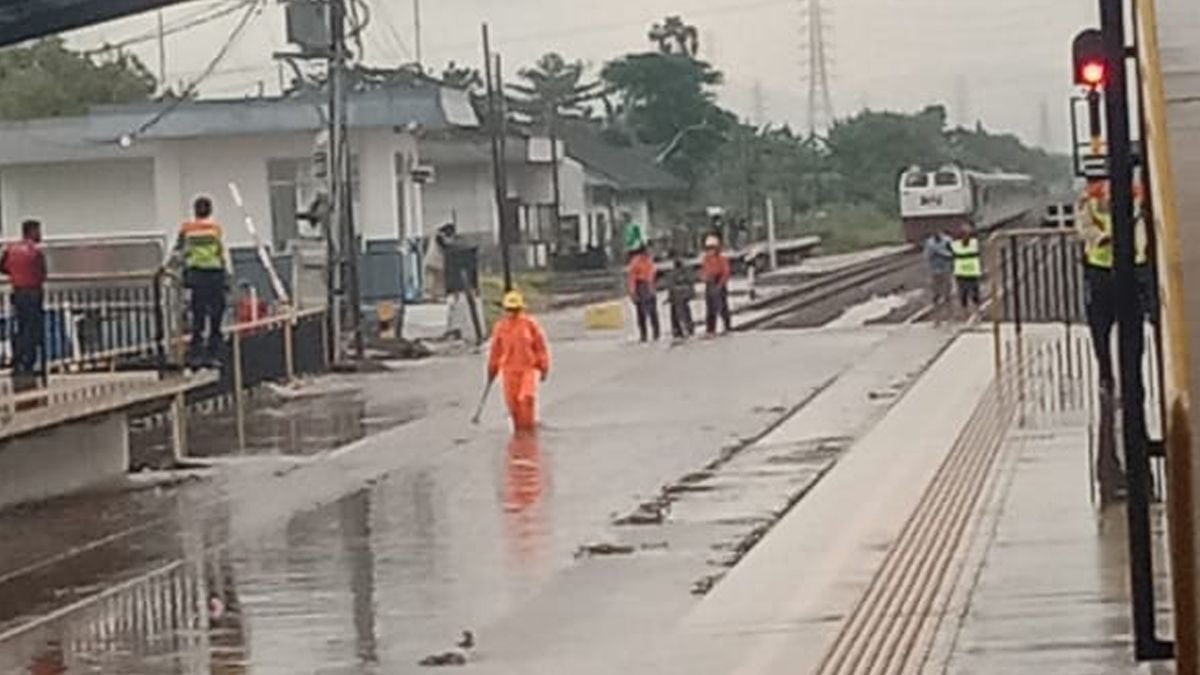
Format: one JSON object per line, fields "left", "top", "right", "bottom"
{"left": 355, "top": 128, "right": 417, "bottom": 241}
{"left": 511, "top": 160, "right": 587, "bottom": 217}
{"left": 0, "top": 159, "right": 156, "bottom": 238}
{"left": 153, "top": 134, "right": 314, "bottom": 248}
{"left": 421, "top": 163, "right": 497, "bottom": 241}
{"left": 615, "top": 195, "right": 653, "bottom": 235}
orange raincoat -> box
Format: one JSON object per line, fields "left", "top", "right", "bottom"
{"left": 488, "top": 313, "right": 551, "bottom": 430}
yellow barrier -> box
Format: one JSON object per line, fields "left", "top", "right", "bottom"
{"left": 584, "top": 301, "right": 625, "bottom": 331}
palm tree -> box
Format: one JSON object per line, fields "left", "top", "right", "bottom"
{"left": 648, "top": 16, "right": 699, "bottom": 57}
{"left": 507, "top": 53, "right": 604, "bottom": 127}
{"left": 508, "top": 53, "right": 605, "bottom": 248}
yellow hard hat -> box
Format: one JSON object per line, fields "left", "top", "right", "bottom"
{"left": 502, "top": 290, "right": 526, "bottom": 310}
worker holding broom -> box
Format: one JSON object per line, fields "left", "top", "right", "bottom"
{"left": 486, "top": 291, "right": 551, "bottom": 431}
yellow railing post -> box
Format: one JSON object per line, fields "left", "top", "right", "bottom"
{"left": 232, "top": 329, "right": 246, "bottom": 452}
{"left": 284, "top": 305, "right": 296, "bottom": 382}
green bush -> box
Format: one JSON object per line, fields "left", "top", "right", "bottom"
{"left": 787, "top": 202, "right": 903, "bottom": 253}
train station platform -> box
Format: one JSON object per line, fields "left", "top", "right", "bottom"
{"left": 631, "top": 329, "right": 1174, "bottom": 674}
{"left": 0, "top": 371, "right": 217, "bottom": 509}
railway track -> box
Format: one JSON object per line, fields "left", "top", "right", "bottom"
{"left": 736, "top": 249, "right": 923, "bottom": 331}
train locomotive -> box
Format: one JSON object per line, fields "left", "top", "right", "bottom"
{"left": 898, "top": 164, "right": 1040, "bottom": 244}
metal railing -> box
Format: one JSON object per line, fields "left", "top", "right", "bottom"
{"left": 0, "top": 270, "right": 181, "bottom": 378}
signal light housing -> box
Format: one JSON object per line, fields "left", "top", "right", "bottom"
{"left": 1073, "top": 29, "right": 1108, "bottom": 89}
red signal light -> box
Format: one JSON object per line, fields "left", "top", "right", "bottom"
{"left": 1081, "top": 61, "right": 1107, "bottom": 88}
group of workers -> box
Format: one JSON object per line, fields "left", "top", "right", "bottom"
{"left": 625, "top": 231, "right": 734, "bottom": 343}
{"left": 923, "top": 225, "right": 984, "bottom": 321}
{"left": 919, "top": 175, "right": 1156, "bottom": 395}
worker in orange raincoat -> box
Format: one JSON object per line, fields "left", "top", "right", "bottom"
{"left": 488, "top": 291, "right": 551, "bottom": 431}
{"left": 700, "top": 234, "right": 732, "bottom": 335}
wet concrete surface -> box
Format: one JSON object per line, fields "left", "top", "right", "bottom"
{"left": 0, "top": 326, "right": 953, "bottom": 674}
{"left": 934, "top": 421, "right": 1176, "bottom": 675}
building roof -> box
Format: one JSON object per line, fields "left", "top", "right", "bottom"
{"left": 558, "top": 124, "right": 688, "bottom": 193}
{"left": 86, "top": 84, "right": 479, "bottom": 142}
{"left": 0, "top": 0, "right": 190, "bottom": 46}
{"left": 0, "top": 83, "right": 479, "bottom": 165}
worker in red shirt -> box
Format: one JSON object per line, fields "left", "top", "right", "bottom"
{"left": 1, "top": 219, "right": 47, "bottom": 380}
{"left": 700, "top": 234, "right": 732, "bottom": 335}
{"left": 488, "top": 291, "right": 550, "bottom": 431}
{"left": 626, "top": 241, "right": 660, "bottom": 342}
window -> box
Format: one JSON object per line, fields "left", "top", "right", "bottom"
{"left": 268, "top": 158, "right": 360, "bottom": 251}
{"left": 934, "top": 170, "right": 960, "bottom": 187}
{"left": 904, "top": 172, "right": 930, "bottom": 188}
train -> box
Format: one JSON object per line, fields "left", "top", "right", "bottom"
{"left": 898, "top": 164, "right": 1041, "bottom": 244}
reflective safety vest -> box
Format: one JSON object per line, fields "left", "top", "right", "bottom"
{"left": 178, "top": 219, "right": 226, "bottom": 271}
{"left": 1080, "top": 196, "right": 1114, "bottom": 269}
{"left": 951, "top": 238, "right": 982, "bottom": 279}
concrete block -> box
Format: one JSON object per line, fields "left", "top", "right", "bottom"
{"left": 0, "top": 413, "right": 129, "bottom": 510}
{"left": 584, "top": 302, "right": 626, "bottom": 331}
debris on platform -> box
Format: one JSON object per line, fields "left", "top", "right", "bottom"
{"left": 613, "top": 498, "right": 670, "bottom": 526}
{"left": 418, "top": 631, "right": 474, "bottom": 667}
{"left": 691, "top": 573, "right": 724, "bottom": 596}
{"left": 575, "top": 542, "right": 636, "bottom": 558}
{"left": 418, "top": 651, "right": 467, "bottom": 667}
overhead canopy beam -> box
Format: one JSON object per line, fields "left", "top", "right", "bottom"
{"left": 0, "top": 0, "right": 193, "bottom": 48}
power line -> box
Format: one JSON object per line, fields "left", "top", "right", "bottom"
{"left": 85, "top": 0, "right": 250, "bottom": 55}
{"left": 127, "top": 0, "right": 264, "bottom": 140}
{"left": 374, "top": 4, "right": 415, "bottom": 63}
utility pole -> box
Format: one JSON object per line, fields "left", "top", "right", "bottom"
{"left": 483, "top": 25, "right": 513, "bottom": 291}
{"left": 328, "top": 0, "right": 364, "bottom": 361}
{"left": 549, "top": 112, "right": 563, "bottom": 255}
{"left": 413, "top": 0, "right": 424, "bottom": 71}
{"left": 156, "top": 10, "right": 167, "bottom": 90}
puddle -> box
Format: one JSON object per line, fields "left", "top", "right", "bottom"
{"left": 130, "top": 382, "right": 424, "bottom": 465}
{"left": 826, "top": 291, "right": 923, "bottom": 329}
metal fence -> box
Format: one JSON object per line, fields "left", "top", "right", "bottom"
{"left": 989, "top": 228, "right": 1087, "bottom": 326}
{"left": 0, "top": 271, "right": 179, "bottom": 377}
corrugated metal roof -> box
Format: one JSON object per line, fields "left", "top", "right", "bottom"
{"left": 86, "top": 85, "right": 479, "bottom": 142}
{"left": 0, "top": 0, "right": 189, "bottom": 47}
{"left": 559, "top": 124, "right": 688, "bottom": 193}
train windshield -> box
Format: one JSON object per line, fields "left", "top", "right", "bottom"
{"left": 904, "top": 172, "right": 930, "bottom": 188}
{"left": 934, "top": 170, "right": 960, "bottom": 187}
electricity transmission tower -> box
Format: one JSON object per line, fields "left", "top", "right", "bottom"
{"left": 799, "top": 0, "right": 834, "bottom": 136}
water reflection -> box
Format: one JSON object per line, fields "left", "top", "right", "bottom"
{"left": 339, "top": 491, "right": 378, "bottom": 666}
{"left": 502, "top": 432, "right": 549, "bottom": 570}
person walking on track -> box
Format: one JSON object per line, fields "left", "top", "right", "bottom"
{"left": 700, "top": 234, "right": 732, "bottom": 335}
{"left": 488, "top": 291, "right": 551, "bottom": 431}
{"left": 1, "top": 219, "right": 46, "bottom": 385}
{"left": 1078, "top": 178, "right": 1116, "bottom": 390}
{"left": 923, "top": 229, "right": 954, "bottom": 323}
{"left": 627, "top": 241, "right": 660, "bottom": 342}
{"left": 176, "top": 196, "right": 231, "bottom": 368}
{"left": 951, "top": 224, "right": 983, "bottom": 319}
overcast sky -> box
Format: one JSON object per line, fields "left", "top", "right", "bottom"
{"left": 68, "top": 0, "right": 1098, "bottom": 150}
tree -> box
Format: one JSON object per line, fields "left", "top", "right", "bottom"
{"left": 601, "top": 49, "right": 732, "bottom": 183}
{"left": 440, "top": 61, "right": 483, "bottom": 94}
{"left": 507, "top": 53, "right": 604, "bottom": 129}
{"left": 648, "top": 16, "right": 699, "bottom": 57}
{"left": 0, "top": 37, "right": 156, "bottom": 120}
{"left": 825, "top": 105, "right": 951, "bottom": 214}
